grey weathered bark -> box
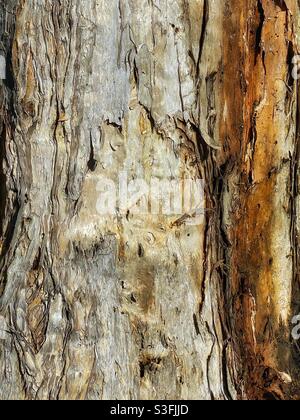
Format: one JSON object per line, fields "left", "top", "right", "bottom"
{"left": 0, "top": 0, "right": 300, "bottom": 400}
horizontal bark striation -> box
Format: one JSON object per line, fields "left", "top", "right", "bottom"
{"left": 0, "top": 0, "right": 299, "bottom": 400}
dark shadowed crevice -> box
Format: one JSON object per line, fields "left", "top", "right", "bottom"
{"left": 255, "top": 0, "right": 265, "bottom": 60}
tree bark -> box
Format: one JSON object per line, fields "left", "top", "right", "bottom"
{"left": 0, "top": 0, "right": 299, "bottom": 400}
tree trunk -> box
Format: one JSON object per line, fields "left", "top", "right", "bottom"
{"left": 0, "top": 0, "right": 299, "bottom": 400}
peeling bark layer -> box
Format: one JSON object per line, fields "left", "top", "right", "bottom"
{"left": 0, "top": 0, "right": 299, "bottom": 400}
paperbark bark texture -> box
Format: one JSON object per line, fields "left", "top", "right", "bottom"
{"left": 0, "top": 0, "right": 299, "bottom": 400}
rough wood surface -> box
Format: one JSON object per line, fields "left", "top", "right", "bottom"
{"left": 0, "top": 0, "right": 299, "bottom": 400}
